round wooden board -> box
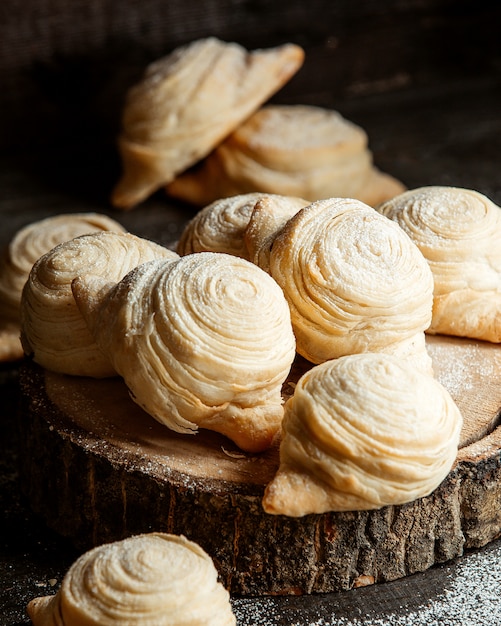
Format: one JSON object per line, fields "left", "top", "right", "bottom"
{"left": 19, "top": 335, "right": 501, "bottom": 596}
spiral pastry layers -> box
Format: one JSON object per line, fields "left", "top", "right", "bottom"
{"left": 377, "top": 186, "right": 501, "bottom": 342}
{"left": 176, "top": 192, "right": 308, "bottom": 268}
{"left": 72, "top": 252, "right": 296, "bottom": 452}
{"left": 27, "top": 533, "right": 236, "bottom": 626}
{"left": 166, "top": 104, "right": 405, "bottom": 207}
{"left": 268, "top": 197, "right": 434, "bottom": 366}
{"left": 111, "top": 38, "right": 304, "bottom": 209}
{"left": 0, "top": 213, "right": 125, "bottom": 362}
{"left": 176, "top": 192, "right": 266, "bottom": 258}
{"left": 263, "top": 353, "right": 462, "bottom": 516}
{"left": 20, "top": 231, "right": 177, "bottom": 377}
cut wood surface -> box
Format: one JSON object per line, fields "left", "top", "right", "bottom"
{"left": 19, "top": 334, "right": 501, "bottom": 595}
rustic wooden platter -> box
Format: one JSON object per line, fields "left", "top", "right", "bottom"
{"left": 18, "top": 334, "right": 501, "bottom": 596}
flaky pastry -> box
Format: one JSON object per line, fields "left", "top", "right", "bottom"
{"left": 176, "top": 192, "right": 308, "bottom": 266}
{"left": 0, "top": 213, "right": 125, "bottom": 362}
{"left": 262, "top": 353, "right": 462, "bottom": 516}
{"left": 72, "top": 252, "right": 296, "bottom": 452}
{"left": 267, "top": 197, "right": 434, "bottom": 368}
{"left": 27, "top": 533, "right": 235, "bottom": 626}
{"left": 20, "top": 231, "right": 177, "bottom": 377}
{"left": 243, "top": 194, "right": 310, "bottom": 272}
{"left": 176, "top": 192, "right": 267, "bottom": 259}
{"left": 112, "top": 38, "right": 304, "bottom": 209}
{"left": 377, "top": 186, "right": 501, "bottom": 342}
{"left": 166, "top": 104, "right": 405, "bottom": 207}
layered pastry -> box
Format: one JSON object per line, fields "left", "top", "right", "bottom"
{"left": 264, "top": 197, "right": 434, "bottom": 369}
{"left": 263, "top": 353, "right": 462, "bottom": 516}
{"left": 176, "top": 192, "right": 309, "bottom": 265}
{"left": 176, "top": 192, "right": 268, "bottom": 259}
{"left": 27, "top": 533, "right": 236, "bottom": 626}
{"left": 166, "top": 105, "right": 406, "bottom": 207}
{"left": 111, "top": 38, "right": 304, "bottom": 209}
{"left": 15, "top": 209, "right": 501, "bottom": 595}
{"left": 243, "top": 194, "right": 310, "bottom": 272}
{"left": 377, "top": 186, "right": 501, "bottom": 342}
{"left": 20, "top": 231, "right": 177, "bottom": 377}
{"left": 0, "top": 213, "right": 125, "bottom": 362}
{"left": 71, "top": 252, "right": 296, "bottom": 452}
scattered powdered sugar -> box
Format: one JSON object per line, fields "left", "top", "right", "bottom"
{"left": 231, "top": 540, "right": 501, "bottom": 625}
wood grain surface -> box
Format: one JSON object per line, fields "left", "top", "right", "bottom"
{"left": 17, "top": 333, "right": 501, "bottom": 595}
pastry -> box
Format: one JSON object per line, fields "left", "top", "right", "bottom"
{"left": 176, "top": 192, "right": 308, "bottom": 265}
{"left": 27, "top": 532, "right": 236, "bottom": 626}
{"left": 111, "top": 38, "right": 304, "bottom": 209}
{"left": 262, "top": 353, "right": 463, "bottom": 516}
{"left": 377, "top": 186, "right": 501, "bottom": 342}
{"left": 71, "top": 252, "right": 296, "bottom": 452}
{"left": 14, "top": 213, "right": 501, "bottom": 595}
{"left": 267, "top": 197, "right": 434, "bottom": 368}
{"left": 176, "top": 192, "right": 267, "bottom": 259}
{"left": 243, "top": 193, "right": 310, "bottom": 272}
{"left": 0, "top": 213, "right": 125, "bottom": 362}
{"left": 166, "top": 104, "right": 405, "bottom": 207}
{"left": 20, "top": 231, "right": 177, "bottom": 377}
{"left": 18, "top": 332, "right": 501, "bottom": 594}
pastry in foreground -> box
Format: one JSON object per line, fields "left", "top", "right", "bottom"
{"left": 20, "top": 231, "right": 177, "bottom": 377}
{"left": 166, "top": 104, "right": 405, "bottom": 207}
{"left": 27, "top": 532, "right": 236, "bottom": 626}
{"left": 262, "top": 353, "right": 463, "bottom": 516}
{"left": 72, "top": 253, "right": 296, "bottom": 452}
{"left": 111, "top": 38, "right": 304, "bottom": 209}
{"left": 0, "top": 212, "right": 125, "bottom": 362}
{"left": 377, "top": 185, "right": 501, "bottom": 342}
{"left": 267, "top": 197, "right": 434, "bottom": 369}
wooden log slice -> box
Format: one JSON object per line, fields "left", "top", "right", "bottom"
{"left": 18, "top": 335, "right": 501, "bottom": 596}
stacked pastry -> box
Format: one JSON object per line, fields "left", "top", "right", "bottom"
{"left": 166, "top": 104, "right": 406, "bottom": 208}
{"left": 0, "top": 213, "right": 126, "bottom": 362}
{"left": 20, "top": 186, "right": 501, "bottom": 615}
{"left": 111, "top": 37, "right": 405, "bottom": 210}
{"left": 16, "top": 195, "right": 464, "bottom": 515}
{"left": 19, "top": 225, "right": 296, "bottom": 452}
{"left": 18, "top": 184, "right": 501, "bottom": 521}
{"left": 173, "top": 192, "right": 465, "bottom": 516}
{"left": 176, "top": 193, "right": 435, "bottom": 370}
{"left": 111, "top": 38, "right": 305, "bottom": 209}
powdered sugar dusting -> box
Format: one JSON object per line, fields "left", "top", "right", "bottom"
{"left": 429, "top": 337, "right": 497, "bottom": 399}
{"left": 231, "top": 541, "right": 501, "bottom": 625}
